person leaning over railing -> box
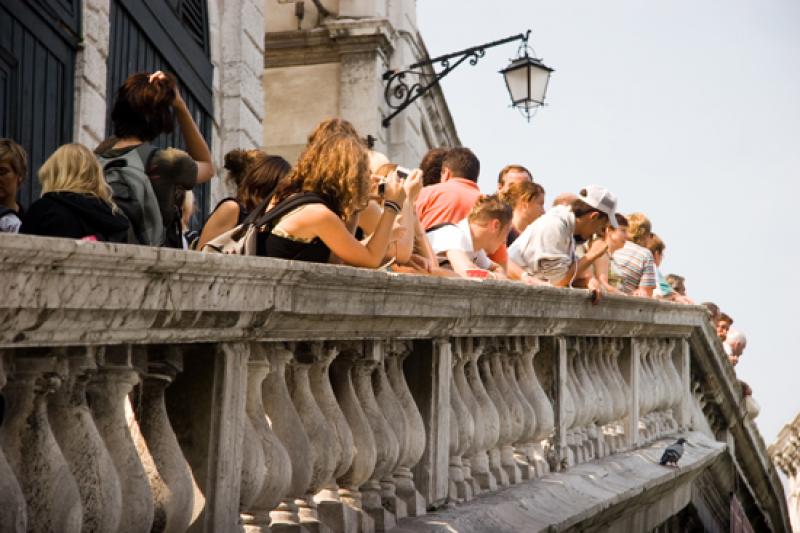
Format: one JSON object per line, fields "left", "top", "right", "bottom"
{"left": 254, "top": 132, "right": 405, "bottom": 267}
{"left": 508, "top": 185, "right": 618, "bottom": 290}
{"left": 196, "top": 150, "right": 290, "bottom": 250}
{"left": 426, "top": 195, "right": 512, "bottom": 279}
{"left": 609, "top": 212, "right": 657, "bottom": 298}
{"left": 498, "top": 180, "right": 546, "bottom": 246}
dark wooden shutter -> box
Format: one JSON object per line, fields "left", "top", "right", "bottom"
{"left": 0, "top": 0, "right": 80, "bottom": 208}
{"left": 106, "top": 0, "right": 214, "bottom": 225}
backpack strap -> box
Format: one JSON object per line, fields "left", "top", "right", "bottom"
{"left": 253, "top": 192, "right": 328, "bottom": 228}
{"left": 425, "top": 222, "right": 457, "bottom": 233}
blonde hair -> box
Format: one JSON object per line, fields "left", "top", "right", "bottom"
{"left": 626, "top": 212, "right": 652, "bottom": 246}
{"left": 468, "top": 195, "right": 512, "bottom": 226}
{"left": 274, "top": 132, "right": 369, "bottom": 219}
{"left": 39, "top": 144, "right": 113, "bottom": 205}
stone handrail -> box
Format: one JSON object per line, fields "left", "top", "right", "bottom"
{"left": 0, "top": 233, "right": 789, "bottom": 532}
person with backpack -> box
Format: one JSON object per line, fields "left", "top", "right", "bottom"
{"left": 252, "top": 132, "right": 405, "bottom": 266}
{"left": 0, "top": 138, "right": 28, "bottom": 233}
{"left": 20, "top": 144, "right": 129, "bottom": 242}
{"left": 95, "top": 70, "right": 214, "bottom": 247}
{"left": 196, "top": 150, "right": 291, "bottom": 251}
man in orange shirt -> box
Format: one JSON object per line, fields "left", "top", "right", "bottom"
{"left": 416, "top": 147, "right": 482, "bottom": 230}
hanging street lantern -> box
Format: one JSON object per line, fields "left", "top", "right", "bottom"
{"left": 500, "top": 46, "right": 554, "bottom": 121}
{"left": 382, "top": 29, "right": 553, "bottom": 127}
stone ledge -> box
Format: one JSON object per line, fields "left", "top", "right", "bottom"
{"left": 1, "top": 233, "right": 709, "bottom": 346}
{"left": 392, "top": 432, "right": 725, "bottom": 533}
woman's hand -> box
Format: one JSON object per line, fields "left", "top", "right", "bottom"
{"left": 383, "top": 172, "right": 406, "bottom": 207}
{"left": 149, "top": 70, "right": 186, "bottom": 110}
{"left": 403, "top": 168, "right": 423, "bottom": 202}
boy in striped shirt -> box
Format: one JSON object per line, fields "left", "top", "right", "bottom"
{"left": 610, "top": 212, "right": 656, "bottom": 296}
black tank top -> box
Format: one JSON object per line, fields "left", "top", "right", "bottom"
{"left": 254, "top": 194, "right": 333, "bottom": 263}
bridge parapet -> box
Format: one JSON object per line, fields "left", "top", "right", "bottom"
{"left": 0, "top": 233, "right": 789, "bottom": 532}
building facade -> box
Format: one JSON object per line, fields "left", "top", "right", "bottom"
{"left": 263, "top": 0, "right": 460, "bottom": 167}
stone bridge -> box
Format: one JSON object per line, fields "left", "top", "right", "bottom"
{"left": 0, "top": 234, "right": 789, "bottom": 532}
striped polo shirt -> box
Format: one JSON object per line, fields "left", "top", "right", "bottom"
{"left": 610, "top": 241, "right": 656, "bottom": 294}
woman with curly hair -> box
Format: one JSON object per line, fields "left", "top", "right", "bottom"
{"left": 256, "top": 132, "right": 405, "bottom": 267}
{"left": 95, "top": 71, "right": 214, "bottom": 246}
{"left": 196, "top": 150, "right": 290, "bottom": 250}
{"left": 21, "top": 144, "right": 129, "bottom": 242}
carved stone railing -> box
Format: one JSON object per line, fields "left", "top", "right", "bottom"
{"left": 0, "top": 234, "right": 789, "bottom": 533}
{"left": 770, "top": 414, "right": 800, "bottom": 532}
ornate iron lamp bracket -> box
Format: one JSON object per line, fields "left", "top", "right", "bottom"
{"left": 381, "top": 31, "right": 531, "bottom": 127}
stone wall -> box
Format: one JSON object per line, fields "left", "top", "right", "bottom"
{"left": 770, "top": 414, "right": 800, "bottom": 531}
{"left": 0, "top": 233, "right": 790, "bottom": 532}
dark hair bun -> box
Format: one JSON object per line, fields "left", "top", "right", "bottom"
{"left": 224, "top": 149, "right": 249, "bottom": 176}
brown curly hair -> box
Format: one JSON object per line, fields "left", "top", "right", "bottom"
{"left": 307, "top": 118, "right": 360, "bottom": 146}
{"left": 274, "top": 132, "right": 369, "bottom": 219}
{"left": 498, "top": 180, "right": 543, "bottom": 209}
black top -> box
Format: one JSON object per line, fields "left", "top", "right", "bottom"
{"left": 20, "top": 192, "right": 130, "bottom": 242}
{"left": 212, "top": 197, "right": 250, "bottom": 226}
{"left": 254, "top": 193, "right": 333, "bottom": 263}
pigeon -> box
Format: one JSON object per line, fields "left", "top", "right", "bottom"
{"left": 659, "top": 438, "right": 688, "bottom": 467}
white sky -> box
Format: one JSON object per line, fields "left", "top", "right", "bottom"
{"left": 418, "top": 0, "right": 800, "bottom": 446}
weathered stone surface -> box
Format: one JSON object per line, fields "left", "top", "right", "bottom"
{"left": 392, "top": 432, "right": 723, "bottom": 532}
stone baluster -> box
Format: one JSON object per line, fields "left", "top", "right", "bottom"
{"left": 48, "top": 347, "right": 122, "bottom": 532}
{"left": 516, "top": 337, "right": 554, "bottom": 477}
{"left": 385, "top": 341, "right": 427, "bottom": 516}
{"left": 463, "top": 338, "right": 499, "bottom": 491}
{"left": 131, "top": 347, "right": 199, "bottom": 533}
{"left": 309, "top": 343, "right": 358, "bottom": 532}
{"left": 661, "top": 339, "right": 683, "bottom": 433}
{"left": 1, "top": 351, "right": 82, "bottom": 532}
{"left": 0, "top": 350, "right": 27, "bottom": 533}
{"left": 502, "top": 340, "right": 536, "bottom": 481}
{"left": 354, "top": 341, "right": 399, "bottom": 531}
{"left": 372, "top": 342, "right": 409, "bottom": 520}
{"left": 88, "top": 345, "right": 154, "bottom": 533}
{"left": 648, "top": 339, "right": 668, "bottom": 437}
{"left": 330, "top": 343, "right": 376, "bottom": 533}
{"left": 608, "top": 338, "right": 630, "bottom": 450}
{"left": 261, "top": 343, "right": 312, "bottom": 532}
{"left": 447, "top": 353, "right": 472, "bottom": 503}
{"left": 573, "top": 338, "right": 598, "bottom": 462}
{"left": 479, "top": 342, "right": 510, "bottom": 487}
{"left": 584, "top": 338, "right": 611, "bottom": 459}
{"left": 598, "top": 339, "right": 625, "bottom": 453}
{"left": 240, "top": 343, "right": 292, "bottom": 532}
{"left": 636, "top": 340, "right": 654, "bottom": 441}
{"left": 287, "top": 342, "right": 338, "bottom": 533}
{"left": 564, "top": 339, "right": 584, "bottom": 465}
{"left": 489, "top": 341, "right": 523, "bottom": 485}
{"left": 451, "top": 340, "right": 481, "bottom": 499}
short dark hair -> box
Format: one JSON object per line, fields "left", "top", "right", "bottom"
{"left": 111, "top": 72, "right": 177, "bottom": 141}
{"left": 420, "top": 147, "right": 449, "bottom": 187}
{"left": 442, "top": 147, "right": 480, "bottom": 182}
{"left": 497, "top": 164, "right": 532, "bottom": 186}
{"left": 614, "top": 213, "right": 629, "bottom": 227}
{"left": 719, "top": 312, "right": 733, "bottom": 325}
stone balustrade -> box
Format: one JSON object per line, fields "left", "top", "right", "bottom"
{"left": 0, "top": 234, "right": 790, "bottom": 532}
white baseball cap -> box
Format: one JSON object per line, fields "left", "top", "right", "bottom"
{"left": 579, "top": 185, "right": 619, "bottom": 228}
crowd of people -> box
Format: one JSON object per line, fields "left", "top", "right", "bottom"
{"left": 0, "top": 70, "right": 750, "bottom": 391}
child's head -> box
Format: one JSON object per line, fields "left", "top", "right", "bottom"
{"left": 38, "top": 143, "right": 113, "bottom": 204}
{"left": 111, "top": 72, "right": 177, "bottom": 141}
{"left": 468, "top": 195, "right": 512, "bottom": 254}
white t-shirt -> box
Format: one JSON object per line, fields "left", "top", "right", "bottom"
{"left": 427, "top": 219, "right": 491, "bottom": 269}
{"left": 0, "top": 212, "right": 22, "bottom": 233}
{"left": 508, "top": 205, "right": 576, "bottom": 281}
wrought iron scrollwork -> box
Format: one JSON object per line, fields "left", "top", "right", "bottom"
{"left": 381, "top": 31, "right": 530, "bottom": 127}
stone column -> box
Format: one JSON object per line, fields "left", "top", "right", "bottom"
{"left": 331, "top": 342, "right": 376, "bottom": 533}
{"left": 49, "top": 347, "right": 122, "bottom": 533}
{"left": 480, "top": 343, "right": 511, "bottom": 487}
{"left": 240, "top": 343, "right": 292, "bottom": 532}
{"left": 506, "top": 338, "right": 537, "bottom": 480}
{"left": 0, "top": 350, "right": 26, "bottom": 533}
{"left": 674, "top": 339, "right": 692, "bottom": 431}
{"left": 385, "top": 341, "right": 426, "bottom": 516}
{"left": 262, "top": 343, "right": 313, "bottom": 532}
{"left": 622, "top": 339, "right": 642, "bottom": 449}
{"left": 463, "top": 338, "right": 499, "bottom": 490}
{"left": 517, "top": 337, "right": 554, "bottom": 477}
{"left": 452, "top": 339, "right": 482, "bottom": 497}
{"left": 88, "top": 345, "right": 154, "bottom": 533}
{"left": 132, "top": 347, "right": 201, "bottom": 533}
{"left": 552, "top": 337, "right": 571, "bottom": 471}
{"left": 73, "top": 0, "right": 110, "bottom": 147}
{"left": 447, "top": 358, "right": 472, "bottom": 503}
{"left": 1, "top": 351, "right": 82, "bottom": 532}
